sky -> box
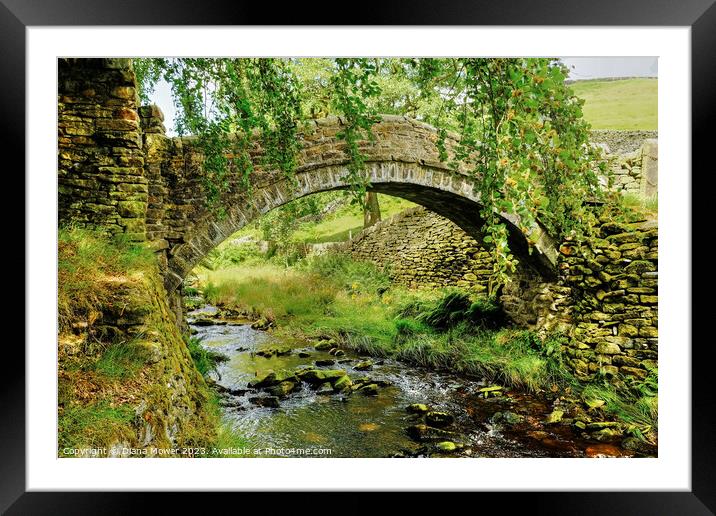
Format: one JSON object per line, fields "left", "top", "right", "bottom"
{"left": 147, "top": 57, "right": 658, "bottom": 136}
{"left": 561, "top": 57, "right": 657, "bottom": 80}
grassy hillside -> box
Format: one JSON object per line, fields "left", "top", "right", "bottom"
{"left": 570, "top": 78, "right": 657, "bottom": 130}
{"left": 230, "top": 193, "right": 416, "bottom": 245}
{"left": 291, "top": 194, "right": 415, "bottom": 244}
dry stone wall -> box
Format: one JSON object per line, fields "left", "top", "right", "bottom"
{"left": 589, "top": 130, "right": 657, "bottom": 154}
{"left": 558, "top": 219, "right": 658, "bottom": 380}
{"left": 589, "top": 130, "right": 659, "bottom": 196}
{"left": 604, "top": 140, "right": 658, "bottom": 196}
{"left": 342, "top": 207, "right": 494, "bottom": 292}
{"left": 504, "top": 217, "right": 658, "bottom": 382}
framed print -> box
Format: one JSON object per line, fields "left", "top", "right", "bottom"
{"left": 5, "top": 0, "right": 713, "bottom": 512}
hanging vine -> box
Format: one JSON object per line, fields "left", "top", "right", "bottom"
{"left": 411, "top": 58, "right": 607, "bottom": 292}
{"left": 134, "top": 58, "right": 302, "bottom": 215}
{"left": 327, "top": 58, "right": 381, "bottom": 209}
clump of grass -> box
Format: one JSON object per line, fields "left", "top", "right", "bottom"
{"left": 93, "top": 340, "right": 150, "bottom": 379}
{"left": 394, "top": 333, "right": 461, "bottom": 371}
{"left": 339, "top": 332, "right": 395, "bottom": 358}
{"left": 183, "top": 285, "right": 200, "bottom": 297}
{"left": 465, "top": 297, "right": 508, "bottom": 329}
{"left": 416, "top": 291, "right": 473, "bottom": 329}
{"left": 580, "top": 368, "right": 658, "bottom": 443}
{"left": 197, "top": 255, "right": 394, "bottom": 337}
{"left": 396, "top": 290, "right": 506, "bottom": 330}
{"left": 58, "top": 400, "right": 137, "bottom": 454}
{"left": 395, "top": 318, "right": 430, "bottom": 341}
{"left": 185, "top": 336, "right": 228, "bottom": 377}
{"left": 305, "top": 287, "right": 399, "bottom": 348}
{"left": 389, "top": 326, "right": 570, "bottom": 392}
{"left": 620, "top": 192, "right": 658, "bottom": 218}
{"left": 58, "top": 226, "right": 155, "bottom": 331}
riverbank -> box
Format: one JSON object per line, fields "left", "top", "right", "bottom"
{"left": 191, "top": 254, "right": 658, "bottom": 452}
{"left": 189, "top": 304, "right": 655, "bottom": 458}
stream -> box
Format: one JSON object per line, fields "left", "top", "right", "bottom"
{"left": 189, "top": 305, "right": 649, "bottom": 458}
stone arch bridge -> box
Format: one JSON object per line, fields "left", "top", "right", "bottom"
{"left": 58, "top": 59, "right": 658, "bottom": 382}
{"left": 145, "top": 115, "right": 559, "bottom": 292}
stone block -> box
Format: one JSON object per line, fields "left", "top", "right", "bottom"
{"left": 595, "top": 342, "right": 621, "bottom": 355}
{"left": 97, "top": 119, "right": 138, "bottom": 132}
{"left": 618, "top": 324, "right": 639, "bottom": 337}
{"left": 118, "top": 200, "right": 147, "bottom": 218}
{"left": 620, "top": 366, "right": 648, "bottom": 379}
{"left": 638, "top": 326, "right": 658, "bottom": 338}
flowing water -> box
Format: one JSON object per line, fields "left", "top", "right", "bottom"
{"left": 189, "top": 305, "right": 645, "bottom": 458}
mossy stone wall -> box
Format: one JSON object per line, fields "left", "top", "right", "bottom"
{"left": 342, "top": 206, "right": 494, "bottom": 293}
{"left": 58, "top": 58, "right": 148, "bottom": 241}
{"left": 341, "top": 206, "right": 658, "bottom": 382}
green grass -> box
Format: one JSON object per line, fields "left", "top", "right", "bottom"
{"left": 330, "top": 306, "right": 570, "bottom": 392}
{"left": 279, "top": 194, "right": 415, "bottom": 244}
{"left": 570, "top": 78, "right": 657, "bottom": 130}
{"left": 201, "top": 264, "right": 338, "bottom": 325}
{"left": 224, "top": 193, "right": 416, "bottom": 246}
{"left": 58, "top": 226, "right": 155, "bottom": 331}
{"left": 397, "top": 290, "right": 507, "bottom": 331}
{"left": 185, "top": 335, "right": 229, "bottom": 377}
{"left": 620, "top": 192, "right": 658, "bottom": 219}
{"left": 200, "top": 255, "right": 392, "bottom": 327}
{"left": 580, "top": 368, "right": 658, "bottom": 443}
{"left": 299, "top": 252, "right": 392, "bottom": 294}
{"left": 305, "top": 224, "right": 363, "bottom": 244}
{"left": 199, "top": 243, "right": 266, "bottom": 270}
{"left": 93, "top": 340, "right": 150, "bottom": 379}
{"left": 58, "top": 335, "right": 152, "bottom": 454}
{"left": 58, "top": 401, "right": 136, "bottom": 455}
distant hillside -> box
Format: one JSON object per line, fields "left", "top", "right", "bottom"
{"left": 570, "top": 78, "right": 657, "bottom": 130}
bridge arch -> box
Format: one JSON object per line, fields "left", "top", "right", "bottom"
{"left": 157, "top": 116, "right": 559, "bottom": 291}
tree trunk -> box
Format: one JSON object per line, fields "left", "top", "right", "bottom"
{"left": 363, "top": 191, "right": 382, "bottom": 228}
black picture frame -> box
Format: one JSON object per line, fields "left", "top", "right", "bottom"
{"left": 4, "top": 0, "right": 710, "bottom": 512}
